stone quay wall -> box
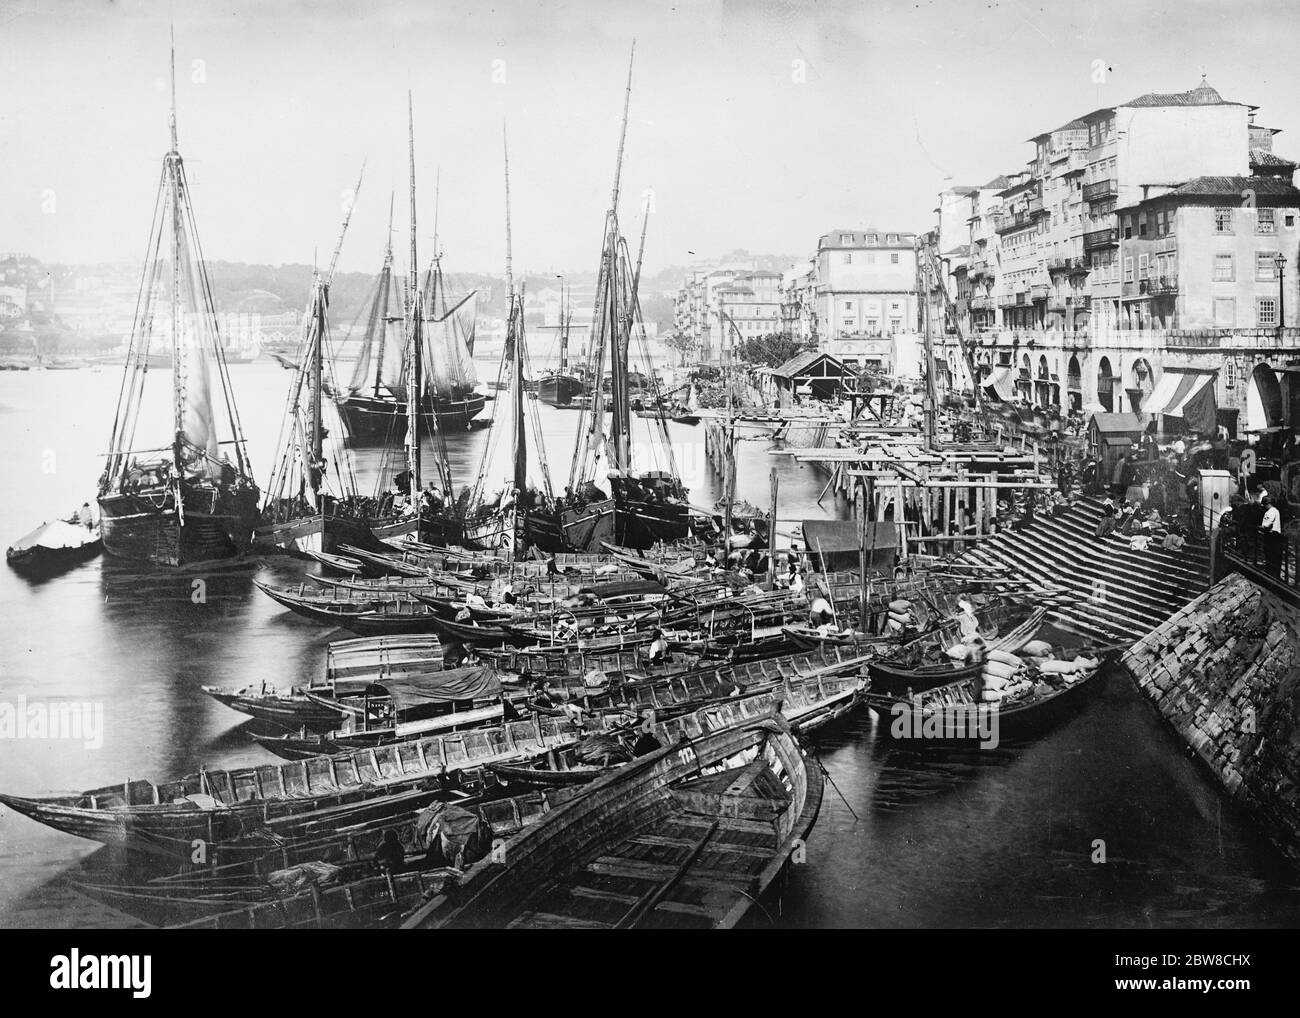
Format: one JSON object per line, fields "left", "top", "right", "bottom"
{"left": 1121, "top": 572, "right": 1300, "bottom": 867}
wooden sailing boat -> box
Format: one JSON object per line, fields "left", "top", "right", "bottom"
{"left": 537, "top": 285, "right": 584, "bottom": 407}
{"left": 391, "top": 95, "right": 462, "bottom": 547}
{"left": 336, "top": 167, "right": 485, "bottom": 438}
{"left": 549, "top": 46, "right": 690, "bottom": 551}
{"left": 462, "top": 131, "right": 531, "bottom": 554}
{"left": 253, "top": 170, "right": 390, "bottom": 556}
{"left": 97, "top": 35, "right": 260, "bottom": 567}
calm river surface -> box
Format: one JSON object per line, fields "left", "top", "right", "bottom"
{"left": 1, "top": 361, "right": 1298, "bottom": 928}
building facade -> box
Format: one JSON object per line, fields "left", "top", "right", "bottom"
{"left": 923, "top": 77, "right": 1300, "bottom": 430}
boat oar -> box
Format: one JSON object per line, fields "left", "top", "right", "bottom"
{"left": 812, "top": 750, "right": 858, "bottom": 821}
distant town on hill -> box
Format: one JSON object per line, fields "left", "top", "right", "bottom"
{"left": 0, "top": 250, "right": 801, "bottom": 356}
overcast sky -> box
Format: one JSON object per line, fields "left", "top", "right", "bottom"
{"left": 1, "top": 0, "right": 1296, "bottom": 277}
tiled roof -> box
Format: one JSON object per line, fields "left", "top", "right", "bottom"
{"left": 1166, "top": 176, "right": 1300, "bottom": 198}
{"left": 1250, "top": 149, "right": 1296, "bottom": 169}
{"left": 1122, "top": 78, "right": 1242, "bottom": 108}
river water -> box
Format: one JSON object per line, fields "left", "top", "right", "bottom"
{"left": 0, "top": 361, "right": 1297, "bottom": 928}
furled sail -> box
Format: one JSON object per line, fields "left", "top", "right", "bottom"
{"left": 423, "top": 290, "right": 478, "bottom": 397}
{"left": 175, "top": 227, "right": 221, "bottom": 479}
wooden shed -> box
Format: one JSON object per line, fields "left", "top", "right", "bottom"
{"left": 771, "top": 352, "right": 856, "bottom": 405}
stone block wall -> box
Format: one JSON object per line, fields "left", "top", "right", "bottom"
{"left": 1122, "top": 572, "right": 1300, "bottom": 867}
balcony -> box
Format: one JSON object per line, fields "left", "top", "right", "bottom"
{"left": 1046, "top": 255, "right": 1088, "bottom": 274}
{"left": 1030, "top": 284, "right": 1051, "bottom": 302}
{"left": 1047, "top": 296, "right": 1068, "bottom": 313}
{"left": 967, "top": 258, "right": 992, "bottom": 279}
{"left": 1026, "top": 196, "right": 1045, "bottom": 217}
{"left": 995, "top": 211, "right": 1032, "bottom": 234}
{"left": 970, "top": 295, "right": 994, "bottom": 311}
{"left": 1083, "top": 178, "right": 1117, "bottom": 202}
{"left": 1083, "top": 227, "right": 1118, "bottom": 250}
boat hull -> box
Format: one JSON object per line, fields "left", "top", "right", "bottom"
{"left": 5, "top": 531, "right": 102, "bottom": 578}
{"left": 537, "top": 374, "right": 584, "bottom": 407}
{"left": 525, "top": 498, "right": 615, "bottom": 553}
{"left": 336, "top": 392, "right": 486, "bottom": 440}
{"left": 614, "top": 498, "right": 690, "bottom": 549}
{"left": 98, "top": 487, "right": 259, "bottom": 568}
{"left": 251, "top": 511, "right": 379, "bottom": 557}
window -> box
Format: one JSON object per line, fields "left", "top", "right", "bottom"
{"left": 1214, "top": 253, "right": 1234, "bottom": 281}
{"left": 1257, "top": 252, "right": 1278, "bottom": 280}
{"left": 1288, "top": 214, "right": 1296, "bottom": 229}
{"left": 890, "top": 302, "right": 901, "bottom": 313}
{"left": 843, "top": 253, "right": 852, "bottom": 264}
{"left": 1258, "top": 209, "right": 1276, "bottom": 234}
{"left": 1122, "top": 215, "right": 1133, "bottom": 239}
{"left": 1226, "top": 360, "right": 1236, "bottom": 388}
{"left": 1138, "top": 253, "right": 1149, "bottom": 279}
{"left": 844, "top": 301, "right": 853, "bottom": 311}
{"left": 1138, "top": 214, "right": 1148, "bottom": 238}
{"left": 840, "top": 234, "right": 853, "bottom": 244}
{"left": 889, "top": 319, "right": 902, "bottom": 334}
{"left": 1214, "top": 208, "right": 1234, "bottom": 233}
{"left": 867, "top": 234, "right": 878, "bottom": 244}
{"left": 865, "top": 318, "right": 879, "bottom": 334}
{"left": 1123, "top": 257, "right": 1134, "bottom": 283}
{"left": 890, "top": 253, "right": 900, "bottom": 264}
{"left": 1214, "top": 297, "right": 1236, "bottom": 326}
{"left": 866, "top": 253, "right": 876, "bottom": 264}
{"left": 1258, "top": 298, "right": 1278, "bottom": 327}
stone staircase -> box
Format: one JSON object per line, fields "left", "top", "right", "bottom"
{"left": 953, "top": 497, "right": 1212, "bottom": 644}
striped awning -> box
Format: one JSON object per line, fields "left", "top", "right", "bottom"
{"left": 1142, "top": 368, "right": 1217, "bottom": 417}
{"left": 982, "top": 366, "right": 1016, "bottom": 402}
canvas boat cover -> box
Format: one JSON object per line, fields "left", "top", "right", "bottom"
{"left": 366, "top": 664, "right": 501, "bottom": 708}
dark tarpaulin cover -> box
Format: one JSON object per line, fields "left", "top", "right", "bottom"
{"left": 414, "top": 802, "right": 493, "bottom": 866}
{"left": 366, "top": 665, "right": 501, "bottom": 708}
{"left": 578, "top": 578, "right": 667, "bottom": 598}
{"left": 802, "top": 519, "right": 898, "bottom": 570}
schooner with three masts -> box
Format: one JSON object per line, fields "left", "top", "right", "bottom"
{"left": 98, "top": 38, "right": 260, "bottom": 567}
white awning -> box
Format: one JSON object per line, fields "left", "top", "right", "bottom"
{"left": 982, "top": 366, "right": 1015, "bottom": 402}
{"left": 1142, "top": 368, "right": 1216, "bottom": 417}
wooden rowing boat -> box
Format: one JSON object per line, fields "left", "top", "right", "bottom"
{"left": 0, "top": 713, "right": 591, "bottom": 859}
{"left": 868, "top": 604, "right": 1047, "bottom": 695}
{"left": 864, "top": 654, "right": 1111, "bottom": 745}
{"left": 402, "top": 711, "right": 822, "bottom": 929}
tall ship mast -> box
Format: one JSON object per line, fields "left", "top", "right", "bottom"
{"left": 97, "top": 34, "right": 260, "bottom": 567}
{"left": 551, "top": 44, "right": 689, "bottom": 551}
{"left": 461, "top": 125, "right": 556, "bottom": 555}
{"left": 537, "top": 284, "right": 585, "bottom": 407}
{"left": 251, "top": 168, "right": 392, "bottom": 556}
{"left": 335, "top": 150, "right": 484, "bottom": 439}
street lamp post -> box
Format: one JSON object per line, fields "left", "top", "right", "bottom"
{"left": 1277, "top": 253, "right": 1287, "bottom": 335}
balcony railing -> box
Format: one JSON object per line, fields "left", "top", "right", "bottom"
{"left": 1030, "top": 284, "right": 1051, "bottom": 302}
{"left": 1083, "top": 178, "right": 1117, "bottom": 201}
{"left": 1026, "top": 197, "right": 1044, "bottom": 216}
{"left": 1145, "top": 275, "right": 1179, "bottom": 296}
{"left": 996, "top": 211, "right": 1032, "bottom": 234}
{"left": 968, "top": 258, "right": 992, "bottom": 278}
{"left": 1083, "top": 227, "right": 1118, "bottom": 250}
{"left": 1046, "top": 256, "right": 1088, "bottom": 273}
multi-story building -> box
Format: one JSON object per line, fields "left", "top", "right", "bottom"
{"left": 813, "top": 228, "right": 918, "bottom": 339}
{"left": 926, "top": 76, "right": 1300, "bottom": 428}
{"left": 672, "top": 261, "right": 784, "bottom": 365}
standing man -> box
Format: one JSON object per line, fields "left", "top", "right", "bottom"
{"left": 1260, "top": 491, "right": 1283, "bottom": 577}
